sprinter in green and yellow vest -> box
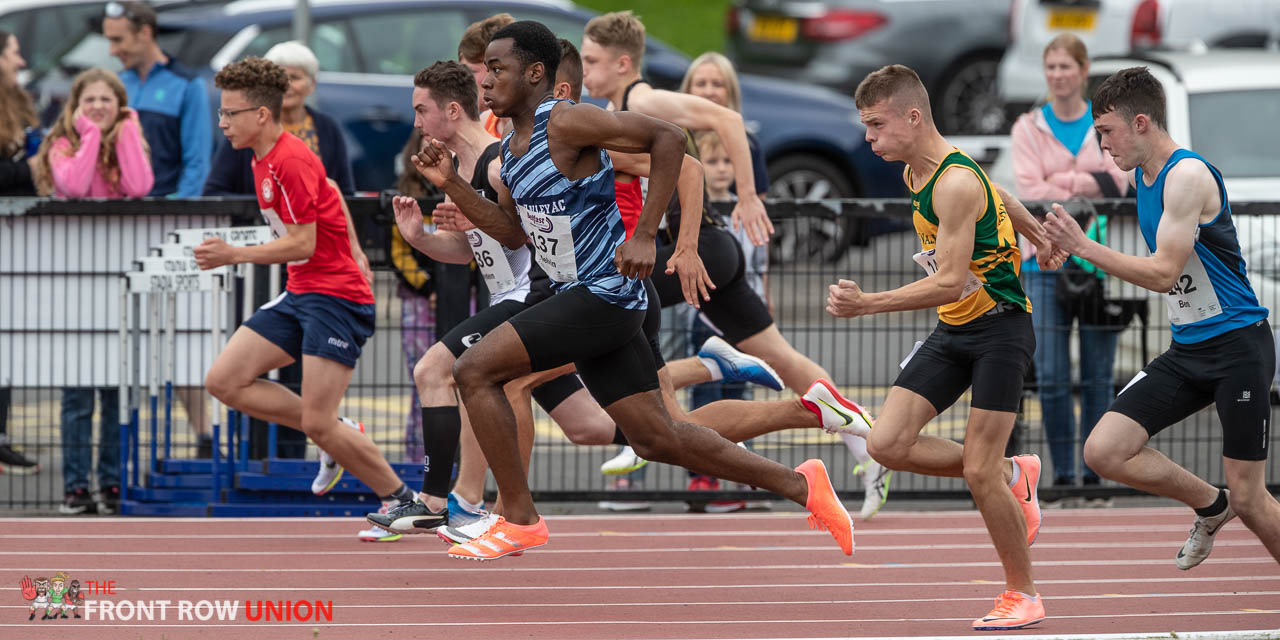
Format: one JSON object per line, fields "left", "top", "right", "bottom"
{"left": 829, "top": 64, "right": 1068, "bottom": 632}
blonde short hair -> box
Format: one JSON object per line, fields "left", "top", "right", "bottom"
{"left": 680, "top": 52, "right": 742, "bottom": 113}
{"left": 584, "top": 10, "right": 645, "bottom": 68}
{"left": 854, "top": 64, "right": 930, "bottom": 116}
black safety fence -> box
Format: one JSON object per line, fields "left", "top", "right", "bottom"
{"left": 2, "top": 196, "right": 1279, "bottom": 511}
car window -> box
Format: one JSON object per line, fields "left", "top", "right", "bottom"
{"left": 239, "top": 22, "right": 358, "bottom": 73}
{"left": 61, "top": 33, "right": 123, "bottom": 73}
{"left": 4, "top": 4, "right": 100, "bottom": 77}
{"left": 349, "top": 10, "right": 468, "bottom": 76}
{"left": 1189, "top": 89, "right": 1280, "bottom": 179}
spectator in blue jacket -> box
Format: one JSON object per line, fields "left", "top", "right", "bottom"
{"left": 103, "top": 1, "right": 210, "bottom": 197}
{"left": 203, "top": 41, "right": 355, "bottom": 196}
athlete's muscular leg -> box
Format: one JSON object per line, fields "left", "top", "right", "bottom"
{"left": 452, "top": 322, "right": 538, "bottom": 525}
{"left": 1083, "top": 412, "right": 1219, "bottom": 508}
{"left": 205, "top": 330, "right": 399, "bottom": 495}
{"left": 1223, "top": 458, "right": 1280, "bottom": 564}
{"left": 963, "top": 407, "right": 1036, "bottom": 595}
{"left": 867, "top": 386, "right": 966, "bottom": 478}
{"left": 205, "top": 327, "right": 300, "bottom": 426}
{"left": 734, "top": 324, "right": 829, "bottom": 395}
{"left": 413, "top": 342, "right": 459, "bottom": 408}
{"left": 604, "top": 389, "right": 810, "bottom": 505}
{"left": 666, "top": 356, "right": 715, "bottom": 388}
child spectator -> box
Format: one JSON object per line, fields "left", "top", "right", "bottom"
{"left": 33, "top": 67, "right": 153, "bottom": 514}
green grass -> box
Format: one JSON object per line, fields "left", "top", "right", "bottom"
{"left": 573, "top": 0, "right": 734, "bottom": 58}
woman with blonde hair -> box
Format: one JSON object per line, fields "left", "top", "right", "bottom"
{"left": 34, "top": 67, "right": 152, "bottom": 197}
{"left": 34, "top": 66, "right": 153, "bottom": 515}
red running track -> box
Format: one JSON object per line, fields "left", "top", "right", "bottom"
{"left": 0, "top": 507, "right": 1277, "bottom": 640}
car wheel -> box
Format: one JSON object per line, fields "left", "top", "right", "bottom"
{"left": 935, "top": 55, "right": 1006, "bottom": 135}
{"left": 766, "top": 154, "right": 855, "bottom": 264}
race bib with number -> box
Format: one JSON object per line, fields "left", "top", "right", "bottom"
{"left": 1164, "top": 252, "right": 1222, "bottom": 325}
{"left": 912, "top": 249, "right": 983, "bottom": 298}
{"left": 518, "top": 205, "right": 578, "bottom": 282}
{"left": 466, "top": 230, "right": 517, "bottom": 294}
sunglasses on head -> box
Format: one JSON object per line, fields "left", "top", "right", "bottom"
{"left": 103, "top": 1, "right": 138, "bottom": 20}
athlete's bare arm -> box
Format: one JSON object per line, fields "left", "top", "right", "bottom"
{"left": 390, "top": 195, "right": 474, "bottom": 264}
{"left": 608, "top": 151, "right": 715, "bottom": 305}
{"left": 626, "top": 86, "right": 773, "bottom": 246}
{"left": 193, "top": 221, "right": 315, "bottom": 269}
{"left": 548, "top": 101, "right": 686, "bottom": 280}
{"left": 995, "top": 183, "right": 1067, "bottom": 271}
{"left": 1045, "top": 159, "right": 1213, "bottom": 293}
{"left": 826, "top": 168, "right": 982, "bottom": 318}
{"left": 412, "top": 140, "right": 526, "bottom": 251}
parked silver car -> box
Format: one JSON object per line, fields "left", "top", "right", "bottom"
{"left": 726, "top": 0, "right": 1011, "bottom": 134}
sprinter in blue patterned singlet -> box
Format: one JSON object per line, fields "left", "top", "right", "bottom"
{"left": 500, "top": 98, "right": 645, "bottom": 309}
{"left": 405, "top": 20, "right": 855, "bottom": 562}
{"left": 1043, "top": 67, "right": 1280, "bottom": 573}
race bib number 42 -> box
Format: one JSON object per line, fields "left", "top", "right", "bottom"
{"left": 518, "top": 204, "right": 577, "bottom": 282}
{"left": 912, "top": 249, "right": 983, "bottom": 298}
{"left": 1165, "top": 253, "right": 1222, "bottom": 325}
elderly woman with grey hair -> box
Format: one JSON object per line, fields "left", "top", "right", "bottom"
{"left": 203, "top": 40, "right": 355, "bottom": 194}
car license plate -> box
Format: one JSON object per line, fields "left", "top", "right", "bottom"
{"left": 1047, "top": 8, "right": 1097, "bottom": 30}
{"left": 749, "top": 15, "right": 798, "bottom": 43}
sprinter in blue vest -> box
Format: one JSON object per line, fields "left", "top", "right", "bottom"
{"left": 1045, "top": 67, "right": 1280, "bottom": 572}
{"left": 408, "top": 20, "right": 854, "bottom": 562}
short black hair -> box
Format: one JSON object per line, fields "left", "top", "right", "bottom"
{"left": 557, "top": 38, "right": 582, "bottom": 101}
{"left": 1092, "top": 66, "right": 1167, "bottom": 131}
{"left": 490, "top": 20, "right": 559, "bottom": 87}
{"left": 414, "top": 60, "right": 480, "bottom": 120}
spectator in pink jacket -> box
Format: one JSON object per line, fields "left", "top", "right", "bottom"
{"left": 1011, "top": 34, "right": 1126, "bottom": 506}
{"left": 33, "top": 67, "right": 153, "bottom": 515}
{"left": 35, "top": 67, "right": 152, "bottom": 198}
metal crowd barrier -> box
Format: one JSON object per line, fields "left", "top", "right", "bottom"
{"left": 2, "top": 196, "right": 1278, "bottom": 510}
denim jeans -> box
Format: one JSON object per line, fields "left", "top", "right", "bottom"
{"left": 1025, "top": 269, "right": 1119, "bottom": 484}
{"left": 60, "top": 388, "right": 121, "bottom": 491}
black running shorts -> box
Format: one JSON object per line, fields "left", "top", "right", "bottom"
{"left": 508, "top": 286, "right": 659, "bottom": 408}
{"left": 894, "top": 309, "right": 1035, "bottom": 413}
{"left": 439, "top": 299, "right": 585, "bottom": 411}
{"left": 652, "top": 225, "right": 772, "bottom": 344}
{"left": 1109, "top": 319, "right": 1274, "bottom": 461}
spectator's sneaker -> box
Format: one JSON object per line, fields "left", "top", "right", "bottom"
{"left": 971, "top": 590, "right": 1045, "bottom": 630}
{"left": 196, "top": 434, "right": 213, "bottom": 459}
{"left": 97, "top": 485, "right": 120, "bottom": 515}
{"left": 697, "top": 336, "right": 784, "bottom": 391}
{"left": 312, "top": 417, "right": 363, "bottom": 496}
{"left": 365, "top": 498, "right": 447, "bottom": 534}
{"left": 448, "top": 515, "right": 549, "bottom": 561}
{"left": 795, "top": 458, "right": 854, "bottom": 555}
{"left": 60, "top": 488, "right": 96, "bottom": 515}
{"left": 597, "top": 476, "right": 651, "bottom": 512}
{"left": 438, "top": 512, "right": 501, "bottom": 545}
{"left": 853, "top": 460, "right": 892, "bottom": 521}
{"left": 801, "top": 379, "right": 873, "bottom": 438}
{"left": 0, "top": 437, "right": 40, "bottom": 475}
{"left": 447, "top": 492, "right": 488, "bottom": 528}
{"left": 1009, "top": 454, "right": 1042, "bottom": 546}
{"left": 600, "top": 446, "right": 648, "bottom": 475}
{"left": 1176, "top": 493, "right": 1236, "bottom": 570}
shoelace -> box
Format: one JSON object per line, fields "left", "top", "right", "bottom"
{"left": 806, "top": 513, "right": 828, "bottom": 532}
{"left": 989, "top": 592, "right": 1024, "bottom": 617}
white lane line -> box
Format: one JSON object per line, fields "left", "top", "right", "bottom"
{"left": 1, "top": 557, "right": 1275, "bottom": 573}
{"left": 3, "top": 590, "right": 1276, "bottom": 609}
{"left": 0, "top": 539, "right": 1267, "bottom": 555}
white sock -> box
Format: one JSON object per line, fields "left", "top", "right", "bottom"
{"left": 698, "top": 356, "right": 725, "bottom": 382}
{"left": 1007, "top": 458, "right": 1020, "bottom": 488}
{"left": 453, "top": 492, "right": 484, "bottom": 512}
{"left": 839, "top": 432, "right": 870, "bottom": 465}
